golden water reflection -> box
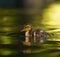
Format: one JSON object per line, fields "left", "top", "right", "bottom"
{"left": 41, "top": 3, "right": 60, "bottom": 35}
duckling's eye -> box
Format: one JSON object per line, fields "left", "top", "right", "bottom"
{"left": 25, "top": 27, "right": 27, "bottom": 28}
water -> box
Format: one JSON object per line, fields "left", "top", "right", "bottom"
{"left": 0, "top": 8, "right": 60, "bottom": 57}
{"left": 0, "top": 35, "right": 60, "bottom": 57}
{"left": 0, "top": 25, "right": 60, "bottom": 56}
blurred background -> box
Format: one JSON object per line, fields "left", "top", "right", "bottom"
{"left": 0, "top": 0, "right": 60, "bottom": 57}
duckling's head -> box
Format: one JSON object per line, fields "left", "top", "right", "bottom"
{"left": 24, "top": 24, "right": 32, "bottom": 32}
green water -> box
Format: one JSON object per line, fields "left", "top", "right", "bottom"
{"left": 0, "top": 9, "right": 60, "bottom": 57}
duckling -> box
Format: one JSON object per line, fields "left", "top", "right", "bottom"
{"left": 21, "top": 24, "right": 32, "bottom": 46}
